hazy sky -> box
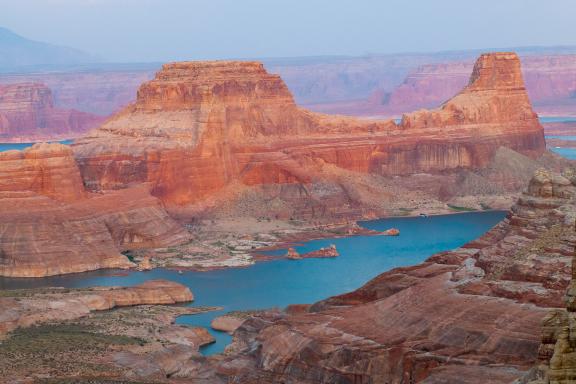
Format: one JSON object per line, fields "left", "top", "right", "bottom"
{"left": 0, "top": 0, "right": 574, "bottom": 62}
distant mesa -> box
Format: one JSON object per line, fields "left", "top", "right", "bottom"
{"left": 0, "top": 82, "right": 103, "bottom": 141}
{"left": 73, "top": 52, "right": 545, "bottom": 209}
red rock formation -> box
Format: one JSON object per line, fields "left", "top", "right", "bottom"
{"left": 73, "top": 53, "right": 545, "bottom": 213}
{"left": 0, "top": 143, "right": 85, "bottom": 202}
{"left": 527, "top": 216, "right": 576, "bottom": 384}
{"left": 382, "top": 227, "right": 400, "bottom": 236}
{"left": 207, "top": 169, "right": 576, "bottom": 383}
{"left": 349, "top": 54, "right": 576, "bottom": 117}
{"left": 0, "top": 68, "right": 155, "bottom": 116}
{"left": 0, "top": 143, "right": 189, "bottom": 277}
{"left": 211, "top": 315, "right": 246, "bottom": 334}
{"left": 286, "top": 244, "right": 339, "bottom": 260}
{"left": 0, "top": 82, "right": 103, "bottom": 141}
{"left": 385, "top": 61, "right": 473, "bottom": 112}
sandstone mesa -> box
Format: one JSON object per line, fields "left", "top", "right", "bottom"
{"left": 73, "top": 53, "right": 545, "bottom": 209}
{"left": 0, "top": 52, "right": 557, "bottom": 278}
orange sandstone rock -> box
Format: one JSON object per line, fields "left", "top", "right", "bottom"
{"left": 0, "top": 143, "right": 85, "bottom": 202}
{"left": 211, "top": 315, "right": 246, "bottom": 334}
{"left": 73, "top": 53, "right": 545, "bottom": 210}
{"left": 0, "top": 143, "right": 189, "bottom": 277}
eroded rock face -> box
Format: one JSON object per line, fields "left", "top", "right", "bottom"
{"left": 0, "top": 143, "right": 85, "bottom": 202}
{"left": 0, "top": 143, "right": 188, "bottom": 277}
{"left": 0, "top": 83, "right": 103, "bottom": 141}
{"left": 206, "top": 169, "right": 576, "bottom": 383}
{"left": 524, "top": 174, "right": 576, "bottom": 384}
{"left": 349, "top": 54, "right": 576, "bottom": 117}
{"left": 73, "top": 53, "right": 545, "bottom": 212}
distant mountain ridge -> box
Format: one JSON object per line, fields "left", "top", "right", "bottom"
{"left": 0, "top": 27, "right": 97, "bottom": 70}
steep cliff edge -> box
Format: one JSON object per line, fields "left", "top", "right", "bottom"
{"left": 347, "top": 54, "right": 576, "bottom": 117}
{"left": 204, "top": 169, "right": 575, "bottom": 383}
{"left": 0, "top": 83, "right": 103, "bottom": 141}
{"left": 0, "top": 143, "right": 188, "bottom": 277}
{"left": 73, "top": 53, "right": 546, "bottom": 215}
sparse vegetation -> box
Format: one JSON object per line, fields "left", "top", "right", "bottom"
{"left": 447, "top": 204, "right": 477, "bottom": 212}
{"left": 0, "top": 324, "right": 143, "bottom": 378}
{"left": 120, "top": 250, "right": 135, "bottom": 262}
{"left": 480, "top": 203, "right": 492, "bottom": 210}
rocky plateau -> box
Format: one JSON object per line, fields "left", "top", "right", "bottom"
{"left": 73, "top": 52, "right": 547, "bottom": 216}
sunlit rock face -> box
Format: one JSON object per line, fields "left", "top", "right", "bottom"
{"left": 0, "top": 143, "right": 188, "bottom": 278}
{"left": 73, "top": 53, "right": 545, "bottom": 210}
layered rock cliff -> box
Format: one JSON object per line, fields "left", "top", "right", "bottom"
{"left": 73, "top": 53, "right": 546, "bottom": 214}
{"left": 0, "top": 68, "right": 155, "bottom": 115}
{"left": 204, "top": 169, "right": 576, "bottom": 383}
{"left": 0, "top": 143, "right": 188, "bottom": 277}
{"left": 0, "top": 82, "right": 103, "bottom": 141}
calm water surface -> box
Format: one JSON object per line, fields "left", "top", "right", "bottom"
{"left": 540, "top": 116, "right": 576, "bottom": 160}
{"left": 539, "top": 116, "right": 576, "bottom": 123}
{"left": 546, "top": 135, "right": 576, "bottom": 141}
{"left": 549, "top": 147, "right": 576, "bottom": 160}
{"left": 0, "top": 210, "right": 506, "bottom": 355}
{"left": 0, "top": 139, "right": 73, "bottom": 152}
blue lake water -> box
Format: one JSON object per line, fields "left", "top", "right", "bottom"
{"left": 0, "top": 210, "right": 506, "bottom": 355}
{"left": 546, "top": 135, "right": 576, "bottom": 141}
{"left": 539, "top": 116, "right": 576, "bottom": 123}
{"left": 540, "top": 116, "right": 576, "bottom": 160}
{"left": 549, "top": 147, "right": 576, "bottom": 160}
{"left": 0, "top": 139, "right": 73, "bottom": 152}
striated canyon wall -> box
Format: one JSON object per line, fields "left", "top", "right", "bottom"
{"left": 73, "top": 53, "right": 546, "bottom": 213}
{"left": 0, "top": 143, "right": 188, "bottom": 277}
